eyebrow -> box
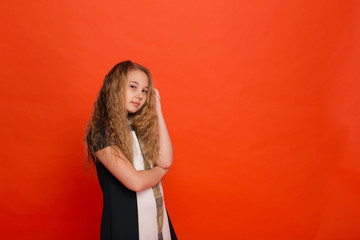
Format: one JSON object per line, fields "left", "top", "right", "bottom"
{"left": 130, "top": 81, "right": 149, "bottom": 89}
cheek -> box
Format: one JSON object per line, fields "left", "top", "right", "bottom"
{"left": 124, "top": 91, "right": 130, "bottom": 101}
{"left": 141, "top": 95, "right": 148, "bottom": 106}
{"left": 125, "top": 91, "right": 135, "bottom": 102}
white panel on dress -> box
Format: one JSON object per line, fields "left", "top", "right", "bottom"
{"left": 159, "top": 182, "right": 171, "bottom": 240}
{"left": 131, "top": 131, "right": 171, "bottom": 240}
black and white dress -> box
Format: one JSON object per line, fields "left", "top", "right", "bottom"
{"left": 89, "top": 126, "right": 177, "bottom": 240}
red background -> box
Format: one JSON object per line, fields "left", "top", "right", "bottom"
{"left": 1, "top": 0, "right": 359, "bottom": 239}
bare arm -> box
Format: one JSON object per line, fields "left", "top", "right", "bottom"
{"left": 95, "top": 146, "right": 168, "bottom": 192}
{"left": 154, "top": 89, "right": 173, "bottom": 169}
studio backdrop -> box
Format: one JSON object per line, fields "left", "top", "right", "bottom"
{"left": 0, "top": 0, "right": 359, "bottom": 239}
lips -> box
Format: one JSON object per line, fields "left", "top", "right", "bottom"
{"left": 131, "top": 102, "right": 140, "bottom": 107}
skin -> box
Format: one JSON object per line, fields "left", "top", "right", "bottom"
{"left": 154, "top": 88, "right": 173, "bottom": 169}
{"left": 95, "top": 69, "right": 173, "bottom": 192}
{"left": 124, "top": 69, "right": 149, "bottom": 114}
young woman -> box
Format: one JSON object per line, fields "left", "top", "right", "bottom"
{"left": 84, "top": 60, "right": 177, "bottom": 240}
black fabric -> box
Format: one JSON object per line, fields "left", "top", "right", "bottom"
{"left": 167, "top": 211, "right": 178, "bottom": 240}
{"left": 88, "top": 127, "right": 139, "bottom": 240}
{"left": 87, "top": 127, "right": 177, "bottom": 240}
{"left": 91, "top": 127, "right": 109, "bottom": 153}
{"left": 96, "top": 161, "right": 139, "bottom": 240}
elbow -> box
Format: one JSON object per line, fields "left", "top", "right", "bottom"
{"left": 128, "top": 181, "right": 143, "bottom": 192}
{"left": 160, "top": 161, "right": 172, "bottom": 169}
{"left": 156, "top": 162, "right": 172, "bottom": 170}
{"left": 131, "top": 186, "right": 142, "bottom": 192}
{"left": 127, "top": 177, "right": 149, "bottom": 192}
{"left": 165, "top": 157, "right": 173, "bottom": 169}
{"left": 156, "top": 156, "right": 173, "bottom": 169}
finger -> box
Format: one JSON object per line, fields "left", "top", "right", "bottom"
{"left": 154, "top": 88, "right": 160, "bottom": 97}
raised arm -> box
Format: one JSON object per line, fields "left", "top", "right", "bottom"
{"left": 154, "top": 89, "right": 173, "bottom": 169}
{"left": 95, "top": 146, "right": 168, "bottom": 192}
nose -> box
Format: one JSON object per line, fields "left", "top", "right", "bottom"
{"left": 136, "top": 91, "right": 143, "bottom": 100}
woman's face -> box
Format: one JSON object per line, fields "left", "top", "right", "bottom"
{"left": 124, "top": 69, "right": 149, "bottom": 113}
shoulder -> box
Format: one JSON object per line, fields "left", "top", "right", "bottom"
{"left": 87, "top": 126, "right": 109, "bottom": 153}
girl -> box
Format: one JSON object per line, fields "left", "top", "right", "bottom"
{"left": 84, "top": 60, "right": 177, "bottom": 240}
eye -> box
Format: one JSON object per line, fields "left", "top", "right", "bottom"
{"left": 130, "top": 85, "right": 136, "bottom": 89}
{"left": 142, "top": 89, "right": 149, "bottom": 93}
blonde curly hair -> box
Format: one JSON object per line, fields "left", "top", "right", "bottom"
{"left": 84, "top": 60, "right": 159, "bottom": 166}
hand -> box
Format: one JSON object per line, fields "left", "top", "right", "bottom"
{"left": 154, "top": 88, "right": 162, "bottom": 113}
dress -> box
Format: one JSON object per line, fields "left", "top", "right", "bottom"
{"left": 88, "top": 126, "right": 177, "bottom": 240}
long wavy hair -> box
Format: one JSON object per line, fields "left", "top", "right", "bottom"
{"left": 84, "top": 60, "right": 159, "bottom": 166}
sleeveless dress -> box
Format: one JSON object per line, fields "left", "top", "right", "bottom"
{"left": 88, "top": 126, "right": 177, "bottom": 240}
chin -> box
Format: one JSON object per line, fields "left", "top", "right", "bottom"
{"left": 127, "top": 107, "right": 138, "bottom": 114}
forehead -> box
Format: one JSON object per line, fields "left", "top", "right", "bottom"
{"left": 127, "top": 69, "right": 149, "bottom": 86}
